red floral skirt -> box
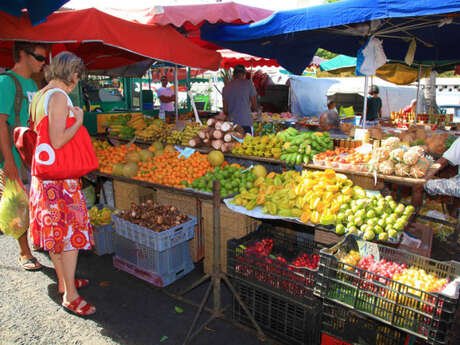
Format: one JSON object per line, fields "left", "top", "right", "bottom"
{"left": 29, "top": 177, "right": 93, "bottom": 253}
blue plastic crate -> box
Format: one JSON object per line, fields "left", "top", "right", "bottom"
{"left": 112, "top": 214, "right": 196, "bottom": 252}
{"left": 90, "top": 204, "right": 115, "bottom": 256}
{"left": 113, "top": 233, "right": 194, "bottom": 287}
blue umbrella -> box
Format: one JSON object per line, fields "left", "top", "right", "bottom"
{"left": 0, "top": 0, "right": 69, "bottom": 25}
{"left": 201, "top": 0, "right": 460, "bottom": 75}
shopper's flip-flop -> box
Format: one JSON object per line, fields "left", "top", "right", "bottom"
{"left": 19, "top": 257, "right": 42, "bottom": 271}
{"left": 62, "top": 296, "right": 96, "bottom": 318}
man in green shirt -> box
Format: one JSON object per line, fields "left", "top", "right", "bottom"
{"left": 366, "top": 85, "right": 382, "bottom": 121}
{"left": 0, "top": 41, "right": 48, "bottom": 270}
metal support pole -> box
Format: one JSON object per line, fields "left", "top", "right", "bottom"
{"left": 174, "top": 65, "right": 179, "bottom": 122}
{"left": 415, "top": 64, "right": 422, "bottom": 122}
{"left": 362, "top": 75, "right": 369, "bottom": 129}
{"left": 186, "top": 67, "right": 191, "bottom": 112}
{"left": 212, "top": 180, "right": 221, "bottom": 313}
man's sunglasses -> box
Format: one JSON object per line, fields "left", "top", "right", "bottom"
{"left": 27, "top": 51, "right": 47, "bottom": 62}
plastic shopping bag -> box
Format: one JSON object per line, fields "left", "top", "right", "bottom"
{"left": 0, "top": 173, "right": 29, "bottom": 240}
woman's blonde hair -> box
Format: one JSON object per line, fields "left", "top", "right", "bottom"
{"left": 44, "top": 51, "right": 85, "bottom": 85}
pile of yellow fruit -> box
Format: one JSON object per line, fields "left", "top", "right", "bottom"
{"left": 391, "top": 267, "right": 449, "bottom": 295}
{"left": 232, "top": 134, "right": 283, "bottom": 158}
{"left": 338, "top": 250, "right": 361, "bottom": 270}
{"left": 89, "top": 206, "right": 113, "bottom": 226}
{"left": 231, "top": 169, "right": 356, "bottom": 225}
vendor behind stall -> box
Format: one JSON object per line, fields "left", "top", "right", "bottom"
{"left": 222, "top": 64, "right": 257, "bottom": 134}
{"left": 158, "top": 75, "right": 175, "bottom": 122}
{"left": 319, "top": 104, "right": 345, "bottom": 136}
{"left": 366, "top": 85, "right": 382, "bottom": 121}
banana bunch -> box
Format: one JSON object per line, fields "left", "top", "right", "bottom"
{"left": 181, "top": 123, "right": 206, "bottom": 146}
{"left": 136, "top": 124, "right": 163, "bottom": 140}
{"left": 127, "top": 114, "right": 147, "bottom": 130}
{"left": 167, "top": 130, "right": 182, "bottom": 144}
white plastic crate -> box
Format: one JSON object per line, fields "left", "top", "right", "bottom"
{"left": 92, "top": 223, "right": 114, "bottom": 255}
{"left": 112, "top": 214, "right": 196, "bottom": 252}
{"left": 113, "top": 233, "right": 194, "bottom": 287}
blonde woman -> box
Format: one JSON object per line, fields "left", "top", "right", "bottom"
{"left": 29, "top": 52, "right": 95, "bottom": 317}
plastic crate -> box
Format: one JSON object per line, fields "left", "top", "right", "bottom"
{"left": 227, "top": 223, "right": 322, "bottom": 302}
{"left": 112, "top": 214, "right": 196, "bottom": 252}
{"left": 90, "top": 204, "right": 115, "bottom": 256}
{"left": 321, "top": 300, "right": 408, "bottom": 345}
{"left": 232, "top": 278, "right": 321, "bottom": 345}
{"left": 316, "top": 235, "right": 460, "bottom": 344}
{"left": 113, "top": 233, "right": 194, "bottom": 287}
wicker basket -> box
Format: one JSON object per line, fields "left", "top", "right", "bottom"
{"left": 155, "top": 189, "right": 204, "bottom": 262}
{"left": 113, "top": 181, "right": 156, "bottom": 210}
{"left": 202, "top": 201, "right": 260, "bottom": 274}
{"left": 350, "top": 174, "right": 384, "bottom": 191}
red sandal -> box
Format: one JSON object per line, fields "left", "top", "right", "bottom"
{"left": 59, "top": 279, "right": 89, "bottom": 294}
{"left": 62, "top": 296, "right": 96, "bottom": 317}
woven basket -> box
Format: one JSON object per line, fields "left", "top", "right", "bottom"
{"left": 350, "top": 174, "right": 384, "bottom": 191}
{"left": 113, "top": 181, "right": 156, "bottom": 210}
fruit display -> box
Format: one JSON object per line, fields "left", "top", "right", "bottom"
{"left": 391, "top": 110, "right": 453, "bottom": 127}
{"left": 253, "top": 121, "right": 284, "bottom": 136}
{"left": 135, "top": 120, "right": 172, "bottom": 142}
{"left": 107, "top": 114, "right": 131, "bottom": 138}
{"left": 88, "top": 206, "right": 113, "bottom": 226}
{"left": 188, "top": 118, "right": 245, "bottom": 152}
{"left": 313, "top": 147, "right": 371, "bottom": 171}
{"left": 231, "top": 134, "right": 283, "bottom": 159}
{"left": 279, "top": 128, "right": 333, "bottom": 165}
{"left": 118, "top": 200, "right": 190, "bottom": 232}
{"left": 186, "top": 164, "right": 256, "bottom": 197}
{"left": 336, "top": 194, "right": 414, "bottom": 241}
{"left": 338, "top": 251, "right": 449, "bottom": 295}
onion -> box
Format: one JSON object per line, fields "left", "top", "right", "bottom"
{"left": 215, "top": 120, "right": 224, "bottom": 131}
{"left": 207, "top": 118, "right": 217, "bottom": 127}
{"left": 221, "top": 121, "right": 232, "bottom": 133}
{"left": 211, "top": 139, "right": 224, "bottom": 150}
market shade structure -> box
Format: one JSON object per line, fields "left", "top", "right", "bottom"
{"left": 103, "top": 2, "right": 273, "bottom": 50}
{"left": 201, "top": 0, "right": 460, "bottom": 75}
{"left": 220, "top": 49, "right": 279, "bottom": 69}
{"left": 0, "top": 0, "right": 68, "bottom": 25}
{"left": 0, "top": 8, "right": 222, "bottom": 72}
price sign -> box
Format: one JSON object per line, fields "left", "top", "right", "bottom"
{"left": 357, "top": 240, "right": 380, "bottom": 261}
{"left": 175, "top": 146, "right": 196, "bottom": 159}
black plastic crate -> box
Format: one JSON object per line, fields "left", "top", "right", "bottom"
{"left": 227, "top": 223, "right": 322, "bottom": 302}
{"left": 322, "top": 300, "right": 408, "bottom": 345}
{"left": 232, "top": 278, "right": 321, "bottom": 345}
{"left": 316, "top": 235, "right": 460, "bottom": 344}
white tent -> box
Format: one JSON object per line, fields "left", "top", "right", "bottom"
{"left": 289, "top": 76, "right": 424, "bottom": 118}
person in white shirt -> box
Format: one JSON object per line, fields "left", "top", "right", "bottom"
{"left": 157, "top": 75, "right": 175, "bottom": 122}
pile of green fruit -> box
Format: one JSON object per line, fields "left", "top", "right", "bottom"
{"left": 232, "top": 134, "right": 283, "bottom": 159}
{"left": 335, "top": 194, "right": 415, "bottom": 242}
{"left": 185, "top": 165, "right": 256, "bottom": 197}
{"left": 278, "top": 128, "right": 333, "bottom": 165}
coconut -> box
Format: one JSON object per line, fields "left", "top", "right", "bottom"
{"left": 122, "top": 162, "right": 139, "bottom": 178}
{"left": 252, "top": 165, "right": 267, "bottom": 178}
{"left": 139, "top": 149, "right": 154, "bottom": 162}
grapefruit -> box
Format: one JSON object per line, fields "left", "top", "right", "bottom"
{"left": 112, "top": 163, "right": 125, "bottom": 176}
{"left": 139, "top": 149, "right": 153, "bottom": 161}
{"left": 208, "top": 150, "right": 224, "bottom": 167}
{"left": 126, "top": 151, "right": 141, "bottom": 163}
{"left": 252, "top": 165, "right": 267, "bottom": 178}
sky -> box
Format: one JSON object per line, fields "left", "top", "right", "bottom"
{"left": 65, "top": 0, "right": 326, "bottom": 12}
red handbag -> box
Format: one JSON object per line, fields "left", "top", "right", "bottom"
{"left": 31, "top": 89, "right": 99, "bottom": 180}
{"left": 14, "top": 124, "right": 37, "bottom": 168}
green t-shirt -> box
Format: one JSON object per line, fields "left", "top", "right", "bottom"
{"left": 0, "top": 71, "right": 38, "bottom": 169}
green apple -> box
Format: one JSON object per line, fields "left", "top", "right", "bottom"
{"left": 336, "top": 212, "right": 346, "bottom": 222}
{"left": 356, "top": 209, "right": 365, "bottom": 218}
{"left": 363, "top": 230, "right": 376, "bottom": 241}
{"left": 374, "top": 225, "right": 384, "bottom": 235}
{"left": 394, "top": 221, "right": 405, "bottom": 232}
{"left": 375, "top": 206, "right": 384, "bottom": 216}
{"left": 366, "top": 210, "right": 376, "bottom": 219}
{"left": 354, "top": 216, "right": 364, "bottom": 227}
{"left": 377, "top": 218, "right": 386, "bottom": 228}
{"left": 347, "top": 215, "right": 355, "bottom": 225}
{"left": 360, "top": 224, "right": 369, "bottom": 233}
{"left": 385, "top": 195, "right": 393, "bottom": 202}
{"left": 347, "top": 226, "right": 358, "bottom": 235}
{"left": 385, "top": 224, "right": 395, "bottom": 233}
{"left": 388, "top": 229, "right": 398, "bottom": 239}
{"left": 404, "top": 205, "right": 415, "bottom": 215}
{"left": 335, "top": 224, "right": 346, "bottom": 235}
{"left": 389, "top": 200, "right": 397, "bottom": 211}
{"left": 395, "top": 204, "right": 405, "bottom": 214}
{"left": 367, "top": 218, "right": 377, "bottom": 226}
{"left": 378, "top": 232, "right": 389, "bottom": 241}
{"left": 345, "top": 209, "right": 353, "bottom": 217}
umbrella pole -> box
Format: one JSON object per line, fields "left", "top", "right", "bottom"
{"left": 362, "top": 75, "right": 369, "bottom": 129}
{"left": 415, "top": 64, "right": 422, "bottom": 122}
{"left": 174, "top": 65, "right": 179, "bottom": 122}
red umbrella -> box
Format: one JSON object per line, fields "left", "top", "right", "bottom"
{"left": 0, "top": 8, "right": 221, "bottom": 71}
